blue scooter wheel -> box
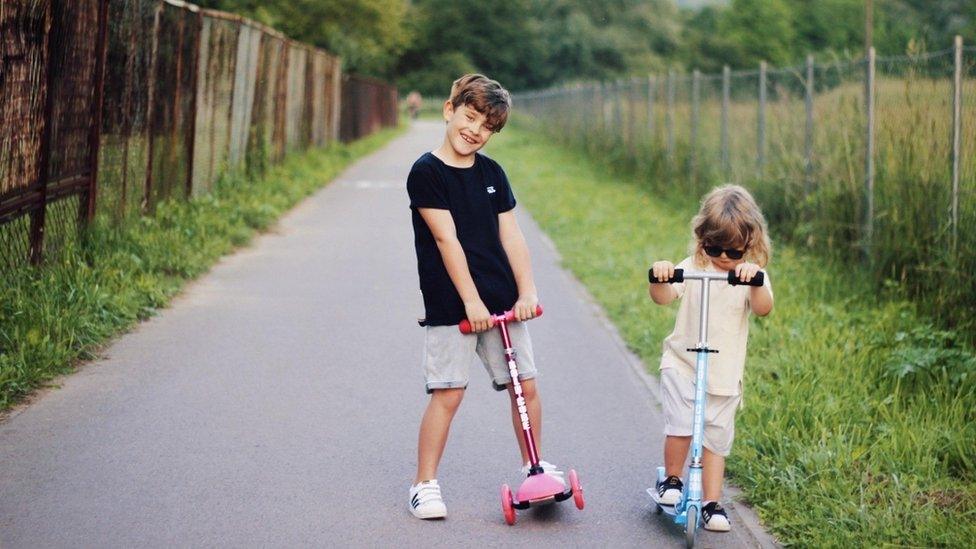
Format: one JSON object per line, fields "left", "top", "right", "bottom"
{"left": 684, "top": 505, "right": 698, "bottom": 548}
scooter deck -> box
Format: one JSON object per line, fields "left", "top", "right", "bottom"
{"left": 647, "top": 488, "right": 679, "bottom": 517}
{"left": 513, "top": 488, "right": 574, "bottom": 510}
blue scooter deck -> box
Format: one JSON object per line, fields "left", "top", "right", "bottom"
{"left": 647, "top": 488, "right": 679, "bottom": 517}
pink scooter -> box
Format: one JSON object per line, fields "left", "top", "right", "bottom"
{"left": 459, "top": 305, "right": 585, "bottom": 525}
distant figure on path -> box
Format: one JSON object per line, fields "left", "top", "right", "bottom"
{"left": 407, "top": 90, "right": 423, "bottom": 119}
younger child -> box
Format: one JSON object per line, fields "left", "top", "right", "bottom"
{"left": 406, "top": 74, "right": 561, "bottom": 519}
{"left": 648, "top": 184, "right": 774, "bottom": 532}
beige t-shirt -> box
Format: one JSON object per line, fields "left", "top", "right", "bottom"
{"left": 659, "top": 257, "right": 772, "bottom": 396}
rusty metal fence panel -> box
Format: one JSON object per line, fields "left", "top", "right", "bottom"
{"left": 1, "top": 0, "right": 396, "bottom": 270}
{"left": 191, "top": 12, "right": 236, "bottom": 195}
{"left": 1, "top": 1, "right": 50, "bottom": 268}
{"left": 98, "top": 0, "right": 155, "bottom": 222}
{"left": 0, "top": 0, "right": 106, "bottom": 268}
{"left": 228, "top": 20, "right": 260, "bottom": 173}
{"left": 145, "top": 0, "right": 200, "bottom": 208}
{"left": 340, "top": 73, "right": 398, "bottom": 143}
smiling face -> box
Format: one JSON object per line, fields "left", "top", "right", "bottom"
{"left": 441, "top": 101, "right": 496, "bottom": 161}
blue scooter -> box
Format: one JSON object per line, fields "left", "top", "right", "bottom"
{"left": 646, "top": 267, "right": 764, "bottom": 548}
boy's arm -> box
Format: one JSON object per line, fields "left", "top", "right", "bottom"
{"left": 498, "top": 210, "right": 539, "bottom": 322}
{"left": 418, "top": 207, "right": 493, "bottom": 332}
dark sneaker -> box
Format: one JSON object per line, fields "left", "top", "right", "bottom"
{"left": 702, "top": 501, "right": 731, "bottom": 532}
{"left": 655, "top": 475, "right": 682, "bottom": 505}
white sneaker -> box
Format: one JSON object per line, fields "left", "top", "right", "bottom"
{"left": 701, "top": 501, "right": 731, "bottom": 532}
{"left": 521, "top": 460, "right": 565, "bottom": 483}
{"left": 409, "top": 480, "right": 447, "bottom": 519}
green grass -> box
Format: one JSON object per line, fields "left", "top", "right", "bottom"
{"left": 487, "top": 123, "right": 976, "bottom": 547}
{"left": 0, "top": 127, "right": 403, "bottom": 410}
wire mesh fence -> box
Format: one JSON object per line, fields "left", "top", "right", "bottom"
{"left": 516, "top": 39, "right": 976, "bottom": 332}
{"left": 1, "top": 0, "right": 398, "bottom": 269}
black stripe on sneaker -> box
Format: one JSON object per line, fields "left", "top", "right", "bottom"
{"left": 411, "top": 494, "right": 419, "bottom": 508}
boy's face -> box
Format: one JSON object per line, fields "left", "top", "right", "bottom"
{"left": 443, "top": 101, "right": 496, "bottom": 158}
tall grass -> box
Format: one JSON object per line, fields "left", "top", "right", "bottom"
{"left": 0, "top": 127, "right": 403, "bottom": 409}
{"left": 488, "top": 125, "right": 976, "bottom": 547}
{"left": 516, "top": 50, "right": 976, "bottom": 338}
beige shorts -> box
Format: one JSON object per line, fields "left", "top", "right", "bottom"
{"left": 422, "top": 323, "right": 537, "bottom": 394}
{"left": 660, "top": 367, "right": 741, "bottom": 457}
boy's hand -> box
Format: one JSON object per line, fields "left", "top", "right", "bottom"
{"left": 464, "top": 300, "right": 493, "bottom": 333}
{"left": 734, "top": 262, "right": 762, "bottom": 284}
{"left": 512, "top": 293, "right": 539, "bottom": 322}
{"left": 650, "top": 260, "right": 675, "bottom": 283}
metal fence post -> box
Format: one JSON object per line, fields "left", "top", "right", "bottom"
{"left": 804, "top": 54, "right": 815, "bottom": 196}
{"left": 185, "top": 6, "right": 203, "bottom": 197}
{"left": 666, "top": 70, "right": 675, "bottom": 164}
{"left": 29, "top": 3, "right": 56, "bottom": 264}
{"left": 757, "top": 61, "right": 767, "bottom": 178}
{"left": 721, "top": 65, "right": 730, "bottom": 179}
{"left": 82, "top": 0, "right": 110, "bottom": 226}
{"left": 951, "top": 35, "right": 963, "bottom": 251}
{"left": 647, "top": 75, "right": 655, "bottom": 146}
{"left": 143, "top": 2, "right": 163, "bottom": 213}
{"left": 691, "top": 69, "right": 701, "bottom": 179}
{"left": 864, "top": 47, "right": 876, "bottom": 257}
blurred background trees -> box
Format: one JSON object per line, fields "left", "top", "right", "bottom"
{"left": 196, "top": 0, "right": 975, "bottom": 95}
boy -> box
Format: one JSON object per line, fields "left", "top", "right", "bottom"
{"left": 406, "top": 74, "right": 560, "bottom": 519}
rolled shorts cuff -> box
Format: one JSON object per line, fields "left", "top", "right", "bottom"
{"left": 424, "top": 381, "right": 468, "bottom": 394}
{"left": 662, "top": 426, "right": 733, "bottom": 457}
{"left": 491, "top": 371, "right": 537, "bottom": 391}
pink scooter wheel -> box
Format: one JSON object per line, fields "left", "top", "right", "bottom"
{"left": 501, "top": 484, "right": 516, "bottom": 525}
{"left": 569, "top": 469, "right": 584, "bottom": 510}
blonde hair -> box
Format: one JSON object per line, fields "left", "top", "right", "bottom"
{"left": 448, "top": 74, "right": 511, "bottom": 132}
{"left": 690, "top": 184, "right": 771, "bottom": 268}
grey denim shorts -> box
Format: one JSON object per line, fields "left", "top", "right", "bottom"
{"left": 422, "top": 322, "right": 537, "bottom": 394}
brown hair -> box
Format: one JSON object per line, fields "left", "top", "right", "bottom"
{"left": 449, "top": 74, "right": 511, "bottom": 132}
{"left": 690, "top": 184, "right": 772, "bottom": 268}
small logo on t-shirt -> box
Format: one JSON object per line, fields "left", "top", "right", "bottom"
{"left": 486, "top": 186, "right": 496, "bottom": 194}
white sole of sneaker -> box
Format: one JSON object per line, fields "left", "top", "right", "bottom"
{"left": 410, "top": 507, "right": 447, "bottom": 520}
{"left": 703, "top": 519, "right": 731, "bottom": 532}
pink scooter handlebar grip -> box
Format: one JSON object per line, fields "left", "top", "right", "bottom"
{"left": 458, "top": 305, "right": 543, "bottom": 334}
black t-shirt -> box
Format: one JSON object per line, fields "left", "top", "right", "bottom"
{"left": 407, "top": 152, "right": 519, "bottom": 326}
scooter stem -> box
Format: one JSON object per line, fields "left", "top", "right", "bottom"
{"left": 498, "top": 319, "right": 542, "bottom": 471}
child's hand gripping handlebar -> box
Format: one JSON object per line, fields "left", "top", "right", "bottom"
{"left": 648, "top": 267, "right": 765, "bottom": 286}
{"left": 458, "top": 305, "right": 544, "bottom": 334}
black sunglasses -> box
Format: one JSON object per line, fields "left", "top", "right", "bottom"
{"left": 703, "top": 244, "right": 746, "bottom": 260}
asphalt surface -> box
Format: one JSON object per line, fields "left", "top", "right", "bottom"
{"left": 0, "top": 122, "right": 776, "bottom": 548}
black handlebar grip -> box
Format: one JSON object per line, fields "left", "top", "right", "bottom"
{"left": 728, "top": 270, "right": 765, "bottom": 287}
{"left": 649, "top": 267, "right": 684, "bottom": 284}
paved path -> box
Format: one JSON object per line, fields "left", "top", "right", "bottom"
{"left": 0, "top": 122, "right": 774, "bottom": 548}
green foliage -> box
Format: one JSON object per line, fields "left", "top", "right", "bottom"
{"left": 0, "top": 127, "right": 403, "bottom": 410}
{"left": 677, "top": 0, "right": 975, "bottom": 71}
{"left": 194, "top": 0, "right": 410, "bottom": 76}
{"left": 395, "top": 0, "right": 680, "bottom": 96}
{"left": 487, "top": 123, "right": 976, "bottom": 547}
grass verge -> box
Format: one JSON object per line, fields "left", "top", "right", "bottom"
{"left": 488, "top": 124, "right": 976, "bottom": 547}
{"left": 0, "top": 127, "right": 404, "bottom": 410}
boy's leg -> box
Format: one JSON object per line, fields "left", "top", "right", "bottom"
{"left": 416, "top": 326, "right": 475, "bottom": 483}
{"left": 415, "top": 388, "right": 465, "bottom": 484}
{"left": 506, "top": 378, "right": 541, "bottom": 464}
